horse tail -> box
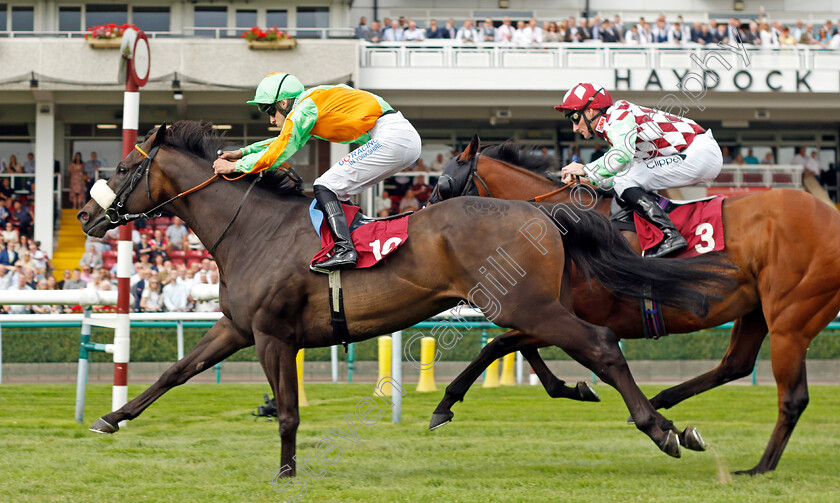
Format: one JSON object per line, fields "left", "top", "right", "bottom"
{"left": 540, "top": 203, "right": 733, "bottom": 317}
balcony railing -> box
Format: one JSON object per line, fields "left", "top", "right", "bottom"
{"left": 360, "top": 41, "right": 840, "bottom": 71}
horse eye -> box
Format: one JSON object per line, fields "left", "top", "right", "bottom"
{"left": 118, "top": 165, "right": 127, "bottom": 174}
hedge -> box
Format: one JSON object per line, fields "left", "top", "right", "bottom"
{"left": 4, "top": 325, "right": 840, "bottom": 363}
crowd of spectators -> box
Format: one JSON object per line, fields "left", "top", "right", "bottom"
{"left": 0, "top": 214, "right": 221, "bottom": 314}
{"left": 355, "top": 13, "right": 840, "bottom": 48}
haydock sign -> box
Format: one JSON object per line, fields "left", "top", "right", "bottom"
{"left": 613, "top": 68, "right": 837, "bottom": 93}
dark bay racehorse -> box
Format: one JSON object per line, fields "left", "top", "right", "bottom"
{"left": 77, "top": 122, "right": 731, "bottom": 473}
{"left": 428, "top": 136, "right": 840, "bottom": 474}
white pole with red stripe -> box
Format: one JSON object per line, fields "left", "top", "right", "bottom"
{"left": 113, "top": 29, "right": 150, "bottom": 423}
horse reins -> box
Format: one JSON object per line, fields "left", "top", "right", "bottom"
{"left": 104, "top": 143, "right": 301, "bottom": 255}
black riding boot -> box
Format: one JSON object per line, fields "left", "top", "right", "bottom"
{"left": 622, "top": 187, "right": 687, "bottom": 258}
{"left": 312, "top": 185, "right": 358, "bottom": 271}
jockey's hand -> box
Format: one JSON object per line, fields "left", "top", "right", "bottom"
{"left": 218, "top": 149, "right": 243, "bottom": 161}
{"left": 213, "top": 158, "right": 237, "bottom": 175}
{"left": 560, "top": 162, "right": 587, "bottom": 184}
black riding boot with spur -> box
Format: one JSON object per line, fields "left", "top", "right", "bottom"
{"left": 312, "top": 185, "right": 358, "bottom": 271}
{"left": 623, "top": 187, "right": 687, "bottom": 258}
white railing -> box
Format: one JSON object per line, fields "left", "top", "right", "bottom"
{"left": 707, "top": 163, "right": 803, "bottom": 189}
{"left": 0, "top": 27, "right": 355, "bottom": 40}
{"left": 360, "top": 41, "right": 840, "bottom": 71}
{"left": 0, "top": 173, "right": 63, "bottom": 204}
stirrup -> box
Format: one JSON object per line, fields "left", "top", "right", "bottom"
{"left": 645, "top": 234, "right": 688, "bottom": 258}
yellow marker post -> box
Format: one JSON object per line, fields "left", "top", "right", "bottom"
{"left": 296, "top": 349, "right": 308, "bottom": 407}
{"left": 500, "top": 352, "right": 516, "bottom": 386}
{"left": 416, "top": 336, "right": 438, "bottom": 392}
{"left": 482, "top": 338, "right": 500, "bottom": 388}
{"left": 377, "top": 336, "right": 392, "bottom": 396}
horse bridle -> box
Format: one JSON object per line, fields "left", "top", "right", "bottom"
{"left": 100, "top": 143, "right": 303, "bottom": 254}
{"left": 434, "top": 152, "right": 492, "bottom": 201}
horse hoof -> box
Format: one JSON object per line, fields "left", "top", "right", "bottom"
{"left": 680, "top": 425, "right": 706, "bottom": 451}
{"left": 429, "top": 411, "right": 454, "bottom": 431}
{"left": 627, "top": 416, "right": 634, "bottom": 425}
{"left": 576, "top": 381, "right": 601, "bottom": 402}
{"left": 733, "top": 466, "right": 764, "bottom": 476}
{"left": 89, "top": 417, "right": 119, "bottom": 434}
{"left": 659, "top": 430, "right": 681, "bottom": 458}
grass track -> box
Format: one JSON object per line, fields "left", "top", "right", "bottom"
{"left": 1, "top": 383, "right": 840, "bottom": 502}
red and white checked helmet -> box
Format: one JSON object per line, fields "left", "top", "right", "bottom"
{"left": 555, "top": 83, "right": 613, "bottom": 114}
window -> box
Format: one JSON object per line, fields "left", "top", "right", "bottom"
{"left": 266, "top": 9, "right": 287, "bottom": 29}
{"left": 11, "top": 6, "right": 34, "bottom": 31}
{"left": 236, "top": 9, "right": 256, "bottom": 29}
{"left": 194, "top": 6, "right": 226, "bottom": 38}
{"left": 296, "top": 7, "right": 329, "bottom": 38}
{"left": 86, "top": 4, "right": 128, "bottom": 29}
{"left": 133, "top": 6, "right": 170, "bottom": 33}
{"left": 59, "top": 7, "right": 82, "bottom": 32}
{"left": 0, "top": 4, "right": 8, "bottom": 32}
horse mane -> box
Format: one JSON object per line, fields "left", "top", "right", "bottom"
{"left": 147, "top": 121, "right": 302, "bottom": 197}
{"left": 145, "top": 121, "right": 225, "bottom": 162}
{"left": 481, "top": 141, "right": 559, "bottom": 175}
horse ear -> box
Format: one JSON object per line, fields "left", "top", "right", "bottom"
{"left": 458, "top": 134, "right": 481, "bottom": 162}
{"left": 152, "top": 123, "right": 167, "bottom": 147}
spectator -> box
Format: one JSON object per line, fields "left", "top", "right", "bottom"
{"left": 800, "top": 24, "right": 816, "bottom": 45}
{"left": 441, "top": 19, "right": 456, "bottom": 39}
{"left": 29, "top": 241, "right": 49, "bottom": 276}
{"left": 2, "top": 222, "right": 18, "bottom": 244}
{"left": 791, "top": 20, "right": 804, "bottom": 41}
{"left": 744, "top": 21, "right": 761, "bottom": 45}
{"left": 5, "top": 273, "right": 33, "bottom": 313}
{"left": 80, "top": 265, "right": 93, "bottom": 284}
{"left": 543, "top": 22, "right": 559, "bottom": 43}
{"left": 613, "top": 15, "right": 626, "bottom": 41}
{"left": 140, "top": 279, "right": 163, "bottom": 312}
{"left": 57, "top": 269, "right": 71, "bottom": 289}
{"left": 411, "top": 176, "right": 433, "bottom": 204}
{"left": 430, "top": 153, "right": 446, "bottom": 172}
{"left": 0, "top": 240, "right": 17, "bottom": 266}
{"left": 792, "top": 146, "right": 808, "bottom": 169}
{"left": 383, "top": 20, "right": 404, "bottom": 42}
{"left": 31, "top": 278, "right": 57, "bottom": 314}
{"left": 0, "top": 178, "right": 12, "bottom": 199}
{"left": 376, "top": 190, "right": 393, "bottom": 217}
{"left": 23, "top": 152, "right": 35, "bottom": 174}
{"left": 667, "top": 21, "right": 686, "bottom": 44}
{"left": 760, "top": 21, "right": 778, "bottom": 47}
{"left": 399, "top": 189, "right": 420, "bottom": 212}
{"left": 733, "top": 154, "right": 746, "bottom": 166}
{"left": 651, "top": 19, "right": 668, "bottom": 43}
{"left": 826, "top": 20, "right": 838, "bottom": 37}
{"left": 185, "top": 229, "right": 204, "bottom": 252}
{"left": 68, "top": 152, "right": 86, "bottom": 209}
{"left": 495, "top": 17, "right": 514, "bottom": 43}
{"left": 426, "top": 20, "right": 442, "bottom": 39}
{"left": 481, "top": 17, "right": 495, "bottom": 42}
{"left": 137, "top": 233, "right": 153, "bottom": 257}
{"left": 84, "top": 152, "right": 103, "bottom": 198}
{"left": 805, "top": 151, "right": 822, "bottom": 176}
{"left": 151, "top": 228, "right": 169, "bottom": 257}
{"left": 522, "top": 17, "right": 542, "bottom": 44}
{"left": 512, "top": 21, "right": 528, "bottom": 44}
{"left": 165, "top": 217, "right": 189, "bottom": 251}
{"left": 354, "top": 16, "right": 369, "bottom": 39}
{"left": 63, "top": 268, "right": 87, "bottom": 289}
{"left": 7, "top": 155, "right": 22, "bottom": 174}
{"left": 744, "top": 149, "right": 760, "bottom": 164}
{"left": 721, "top": 146, "right": 734, "bottom": 164}
{"left": 816, "top": 27, "right": 830, "bottom": 45}
{"left": 600, "top": 20, "right": 620, "bottom": 43}
{"left": 162, "top": 276, "right": 189, "bottom": 312}
{"left": 403, "top": 20, "right": 425, "bottom": 42}
{"left": 779, "top": 27, "right": 797, "bottom": 46}
{"left": 625, "top": 25, "right": 642, "bottom": 45}
{"left": 11, "top": 201, "right": 32, "bottom": 238}
{"left": 761, "top": 151, "right": 775, "bottom": 165}
{"left": 456, "top": 19, "right": 479, "bottom": 43}
{"left": 589, "top": 16, "right": 602, "bottom": 40}
{"left": 727, "top": 17, "right": 743, "bottom": 43}
{"left": 0, "top": 264, "right": 11, "bottom": 290}
{"left": 398, "top": 16, "right": 407, "bottom": 30}
{"left": 80, "top": 245, "right": 103, "bottom": 269}
{"left": 567, "top": 17, "right": 587, "bottom": 42}
{"left": 639, "top": 21, "right": 652, "bottom": 43}
{"left": 365, "top": 20, "right": 383, "bottom": 43}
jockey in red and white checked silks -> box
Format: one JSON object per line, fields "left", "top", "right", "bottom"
{"left": 556, "top": 82, "right": 723, "bottom": 257}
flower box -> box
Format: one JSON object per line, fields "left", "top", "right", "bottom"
{"left": 247, "top": 39, "right": 297, "bottom": 50}
{"left": 87, "top": 37, "right": 123, "bottom": 49}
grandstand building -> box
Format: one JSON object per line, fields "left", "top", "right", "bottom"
{"left": 2, "top": 0, "right": 840, "bottom": 255}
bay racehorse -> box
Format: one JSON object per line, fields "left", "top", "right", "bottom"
{"left": 427, "top": 135, "right": 840, "bottom": 474}
{"left": 77, "top": 122, "right": 731, "bottom": 473}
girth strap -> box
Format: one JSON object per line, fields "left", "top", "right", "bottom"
{"left": 328, "top": 271, "right": 351, "bottom": 352}
{"left": 640, "top": 282, "right": 668, "bottom": 340}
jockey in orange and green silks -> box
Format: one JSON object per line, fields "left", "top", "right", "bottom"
{"left": 212, "top": 72, "right": 421, "bottom": 272}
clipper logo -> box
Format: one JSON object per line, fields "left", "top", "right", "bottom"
{"left": 595, "top": 116, "right": 607, "bottom": 133}
{"left": 646, "top": 154, "right": 686, "bottom": 169}
{"left": 337, "top": 139, "right": 383, "bottom": 167}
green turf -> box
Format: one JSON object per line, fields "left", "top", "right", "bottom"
{"left": 1, "top": 383, "right": 839, "bottom": 502}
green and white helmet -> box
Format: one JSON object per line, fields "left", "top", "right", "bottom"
{"left": 246, "top": 72, "right": 305, "bottom": 106}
